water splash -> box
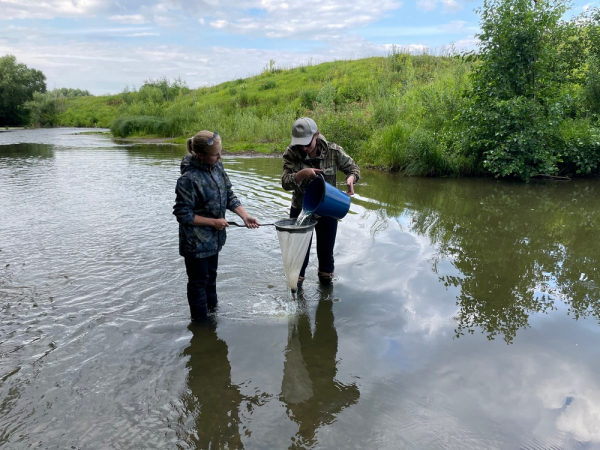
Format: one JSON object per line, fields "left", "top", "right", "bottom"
{"left": 295, "top": 208, "right": 312, "bottom": 226}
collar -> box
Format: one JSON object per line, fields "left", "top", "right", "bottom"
{"left": 303, "top": 136, "right": 328, "bottom": 159}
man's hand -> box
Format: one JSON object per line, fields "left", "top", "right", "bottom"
{"left": 346, "top": 175, "right": 356, "bottom": 195}
{"left": 295, "top": 168, "right": 323, "bottom": 182}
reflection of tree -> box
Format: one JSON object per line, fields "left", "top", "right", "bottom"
{"left": 280, "top": 294, "right": 360, "bottom": 449}
{"left": 0, "top": 143, "right": 54, "bottom": 159}
{"left": 180, "top": 322, "right": 244, "bottom": 449}
{"left": 356, "top": 172, "right": 600, "bottom": 343}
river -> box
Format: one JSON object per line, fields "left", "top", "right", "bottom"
{"left": 1, "top": 128, "right": 599, "bottom": 449}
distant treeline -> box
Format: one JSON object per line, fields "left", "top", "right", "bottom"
{"left": 0, "top": 54, "right": 92, "bottom": 127}
{"left": 5, "top": 0, "right": 600, "bottom": 180}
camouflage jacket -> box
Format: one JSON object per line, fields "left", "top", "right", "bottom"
{"left": 281, "top": 135, "right": 361, "bottom": 210}
{"left": 173, "top": 154, "right": 242, "bottom": 258}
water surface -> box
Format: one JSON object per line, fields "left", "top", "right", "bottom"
{"left": 1, "top": 128, "right": 599, "bottom": 449}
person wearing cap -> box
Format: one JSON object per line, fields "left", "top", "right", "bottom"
{"left": 174, "top": 130, "right": 259, "bottom": 321}
{"left": 281, "top": 117, "right": 360, "bottom": 286}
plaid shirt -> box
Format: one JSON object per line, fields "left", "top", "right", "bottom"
{"left": 282, "top": 134, "right": 361, "bottom": 210}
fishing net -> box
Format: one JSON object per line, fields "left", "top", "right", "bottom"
{"left": 275, "top": 219, "right": 317, "bottom": 290}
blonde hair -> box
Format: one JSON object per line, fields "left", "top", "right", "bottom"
{"left": 186, "top": 130, "right": 221, "bottom": 156}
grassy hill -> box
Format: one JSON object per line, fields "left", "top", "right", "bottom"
{"left": 58, "top": 50, "right": 473, "bottom": 175}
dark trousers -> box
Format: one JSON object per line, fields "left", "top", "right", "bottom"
{"left": 184, "top": 254, "right": 219, "bottom": 320}
{"left": 290, "top": 206, "right": 338, "bottom": 277}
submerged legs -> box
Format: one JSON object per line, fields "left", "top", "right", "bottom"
{"left": 185, "top": 253, "right": 219, "bottom": 321}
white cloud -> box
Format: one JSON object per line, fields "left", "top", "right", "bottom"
{"left": 417, "top": 0, "right": 464, "bottom": 13}
{"left": 109, "top": 14, "right": 148, "bottom": 24}
{"left": 451, "top": 36, "right": 479, "bottom": 50}
{"left": 0, "top": 0, "right": 104, "bottom": 20}
{"left": 124, "top": 32, "right": 160, "bottom": 37}
{"left": 0, "top": 36, "right": 336, "bottom": 93}
{"left": 208, "top": 0, "right": 402, "bottom": 40}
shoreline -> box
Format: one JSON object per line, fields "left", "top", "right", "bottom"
{"left": 0, "top": 127, "right": 25, "bottom": 132}
{"left": 114, "top": 136, "right": 283, "bottom": 157}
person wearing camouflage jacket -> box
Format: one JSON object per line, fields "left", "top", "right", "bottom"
{"left": 281, "top": 117, "right": 360, "bottom": 286}
{"left": 174, "top": 130, "right": 258, "bottom": 321}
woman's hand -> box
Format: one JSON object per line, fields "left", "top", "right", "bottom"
{"left": 243, "top": 215, "right": 259, "bottom": 229}
{"left": 212, "top": 218, "right": 229, "bottom": 230}
{"left": 295, "top": 168, "right": 323, "bottom": 183}
{"left": 346, "top": 175, "right": 356, "bottom": 195}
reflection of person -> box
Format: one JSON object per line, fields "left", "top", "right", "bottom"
{"left": 280, "top": 293, "right": 360, "bottom": 448}
{"left": 173, "top": 131, "right": 259, "bottom": 321}
{"left": 282, "top": 118, "right": 360, "bottom": 287}
{"left": 180, "top": 321, "right": 244, "bottom": 449}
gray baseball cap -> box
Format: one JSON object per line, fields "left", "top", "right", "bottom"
{"left": 290, "top": 117, "right": 318, "bottom": 147}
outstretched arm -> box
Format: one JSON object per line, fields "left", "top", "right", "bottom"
{"left": 233, "top": 206, "right": 259, "bottom": 228}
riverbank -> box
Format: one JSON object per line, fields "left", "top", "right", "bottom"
{"left": 0, "top": 127, "right": 25, "bottom": 132}
{"left": 112, "top": 134, "right": 283, "bottom": 156}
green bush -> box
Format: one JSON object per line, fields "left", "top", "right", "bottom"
{"left": 259, "top": 80, "right": 277, "bottom": 91}
{"left": 316, "top": 83, "right": 337, "bottom": 109}
{"left": 403, "top": 129, "right": 447, "bottom": 176}
{"left": 111, "top": 116, "right": 173, "bottom": 137}
{"left": 558, "top": 119, "right": 600, "bottom": 175}
{"left": 300, "top": 89, "right": 318, "bottom": 109}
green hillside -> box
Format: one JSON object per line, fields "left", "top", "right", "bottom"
{"left": 59, "top": 51, "right": 472, "bottom": 175}
{"left": 57, "top": 94, "right": 121, "bottom": 128}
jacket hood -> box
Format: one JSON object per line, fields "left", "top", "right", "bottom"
{"left": 180, "top": 153, "right": 213, "bottom": 174}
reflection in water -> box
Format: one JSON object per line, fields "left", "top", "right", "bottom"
{"left": 357, "top": 176, "right": 600, "bottom": 343}
{"left": 3, "top": 129, "right": 600, "bottom": 448}
{"left": 180, "top": 321, "right": 244, "bottom": 450}
{"left": 281, "top": 288, "right": 360, "bottom": 449}
{"left": 0, "top": 143, "right": 55, "bottom": 159}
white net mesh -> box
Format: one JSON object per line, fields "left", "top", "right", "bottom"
{"left": 277, "top": 228, "right": 314, "bottom": 290}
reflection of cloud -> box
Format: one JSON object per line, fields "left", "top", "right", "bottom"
{"left": 337, "top": 207, "right": 459, "bottom": 341}
{"left": 536, "top": 363, "right": 600, "bottom": 442}
{"left": 432, "top": 350, "right": 600, "bottom": 446}
{"left": 556, "top": 392, "right": 600, "bottom": 442}
{"left": 352, "top": 335, "right": 600, "bottom": 447}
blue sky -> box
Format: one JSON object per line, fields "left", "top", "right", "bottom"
{"left": 0, "top": 0, "right": 597, "bottom": 95}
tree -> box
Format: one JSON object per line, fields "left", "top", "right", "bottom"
{"left": 25, "top": 92, "right": 58, "bottom": 127}
{"left": 0, "top": 55, "right": 46, "bottom": 126}
{"left": 456, "top": 0, "right": 574, "bottom": 180}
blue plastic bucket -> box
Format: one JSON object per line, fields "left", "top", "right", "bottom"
{"left": 303, "top": 175, "right": 351, "bottom": 219}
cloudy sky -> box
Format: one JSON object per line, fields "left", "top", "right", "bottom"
{"left": 1, "top": 0, "right": 597, "bottom": 95}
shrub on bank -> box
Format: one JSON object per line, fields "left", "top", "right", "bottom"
{"left": 111, "top": 116, "right": 173, "bottom": 138}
